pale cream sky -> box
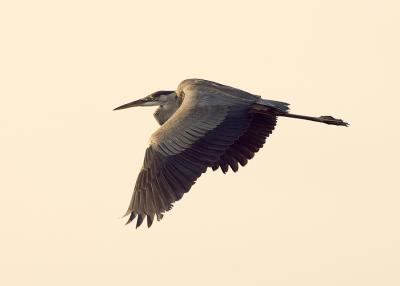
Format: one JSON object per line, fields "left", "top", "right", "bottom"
{"left": 1, "top": 1, "right": 399, "bottom": 285}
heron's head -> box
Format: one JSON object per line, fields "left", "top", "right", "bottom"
{"left": 113, "top": 90, "right": 176, "bottom": 110}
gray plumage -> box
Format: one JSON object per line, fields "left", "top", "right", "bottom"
{"left": 114, "top": 79, "right": 348, "bottom": 228}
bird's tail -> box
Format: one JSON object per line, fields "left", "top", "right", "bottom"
{"left": 257, "top": 98, "right": 290, "bottom": 113}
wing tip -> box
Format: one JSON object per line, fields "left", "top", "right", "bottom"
{"left": 124, "top": 211, "right": 164, "bottom": 228}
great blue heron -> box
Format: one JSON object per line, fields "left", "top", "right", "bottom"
{"left": 114, "top": 79, "right": 348, "bottom": 228}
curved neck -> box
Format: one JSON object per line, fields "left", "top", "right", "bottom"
{"left": 153, "top": 96, "right": 181, "bottom": 125}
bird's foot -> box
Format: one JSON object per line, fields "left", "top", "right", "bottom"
{"left": 319, "top": 116, "right": 349, "bottom": 127}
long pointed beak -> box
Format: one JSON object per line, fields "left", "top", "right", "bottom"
{"left": 113, "top": 97, "right": 158, "bottom": 111}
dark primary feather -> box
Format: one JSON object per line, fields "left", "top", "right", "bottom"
{"left": 211, "top": 111, "right": 278, "bottom": 173}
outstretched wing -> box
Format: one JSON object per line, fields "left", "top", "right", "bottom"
{"left": 125, "top": 79, "right": 260, "bottom": 227}
{"left": 211, "top": 98, "right": 290, "bottom": 173}
{"left": 211, "top": 111, "right": 277, "bottom": 173}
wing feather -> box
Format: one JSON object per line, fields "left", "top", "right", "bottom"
{"left": 213, "top": 111, "right": 278, "bottom": 173}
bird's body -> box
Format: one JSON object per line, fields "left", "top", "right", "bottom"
{"left": 114, "top": 79, "right": 348, "bottom": 228}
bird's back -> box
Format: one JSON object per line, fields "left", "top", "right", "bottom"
{"left": 177, "top": 79, "right": 261, "bottom": 104}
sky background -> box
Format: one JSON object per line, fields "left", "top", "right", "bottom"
{"left": 1, "top": 1, "right": 399, "bottom": 285}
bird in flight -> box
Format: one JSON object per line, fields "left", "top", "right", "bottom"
{"left": 114, "top": 79, "right": 348, "bottom": 228}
